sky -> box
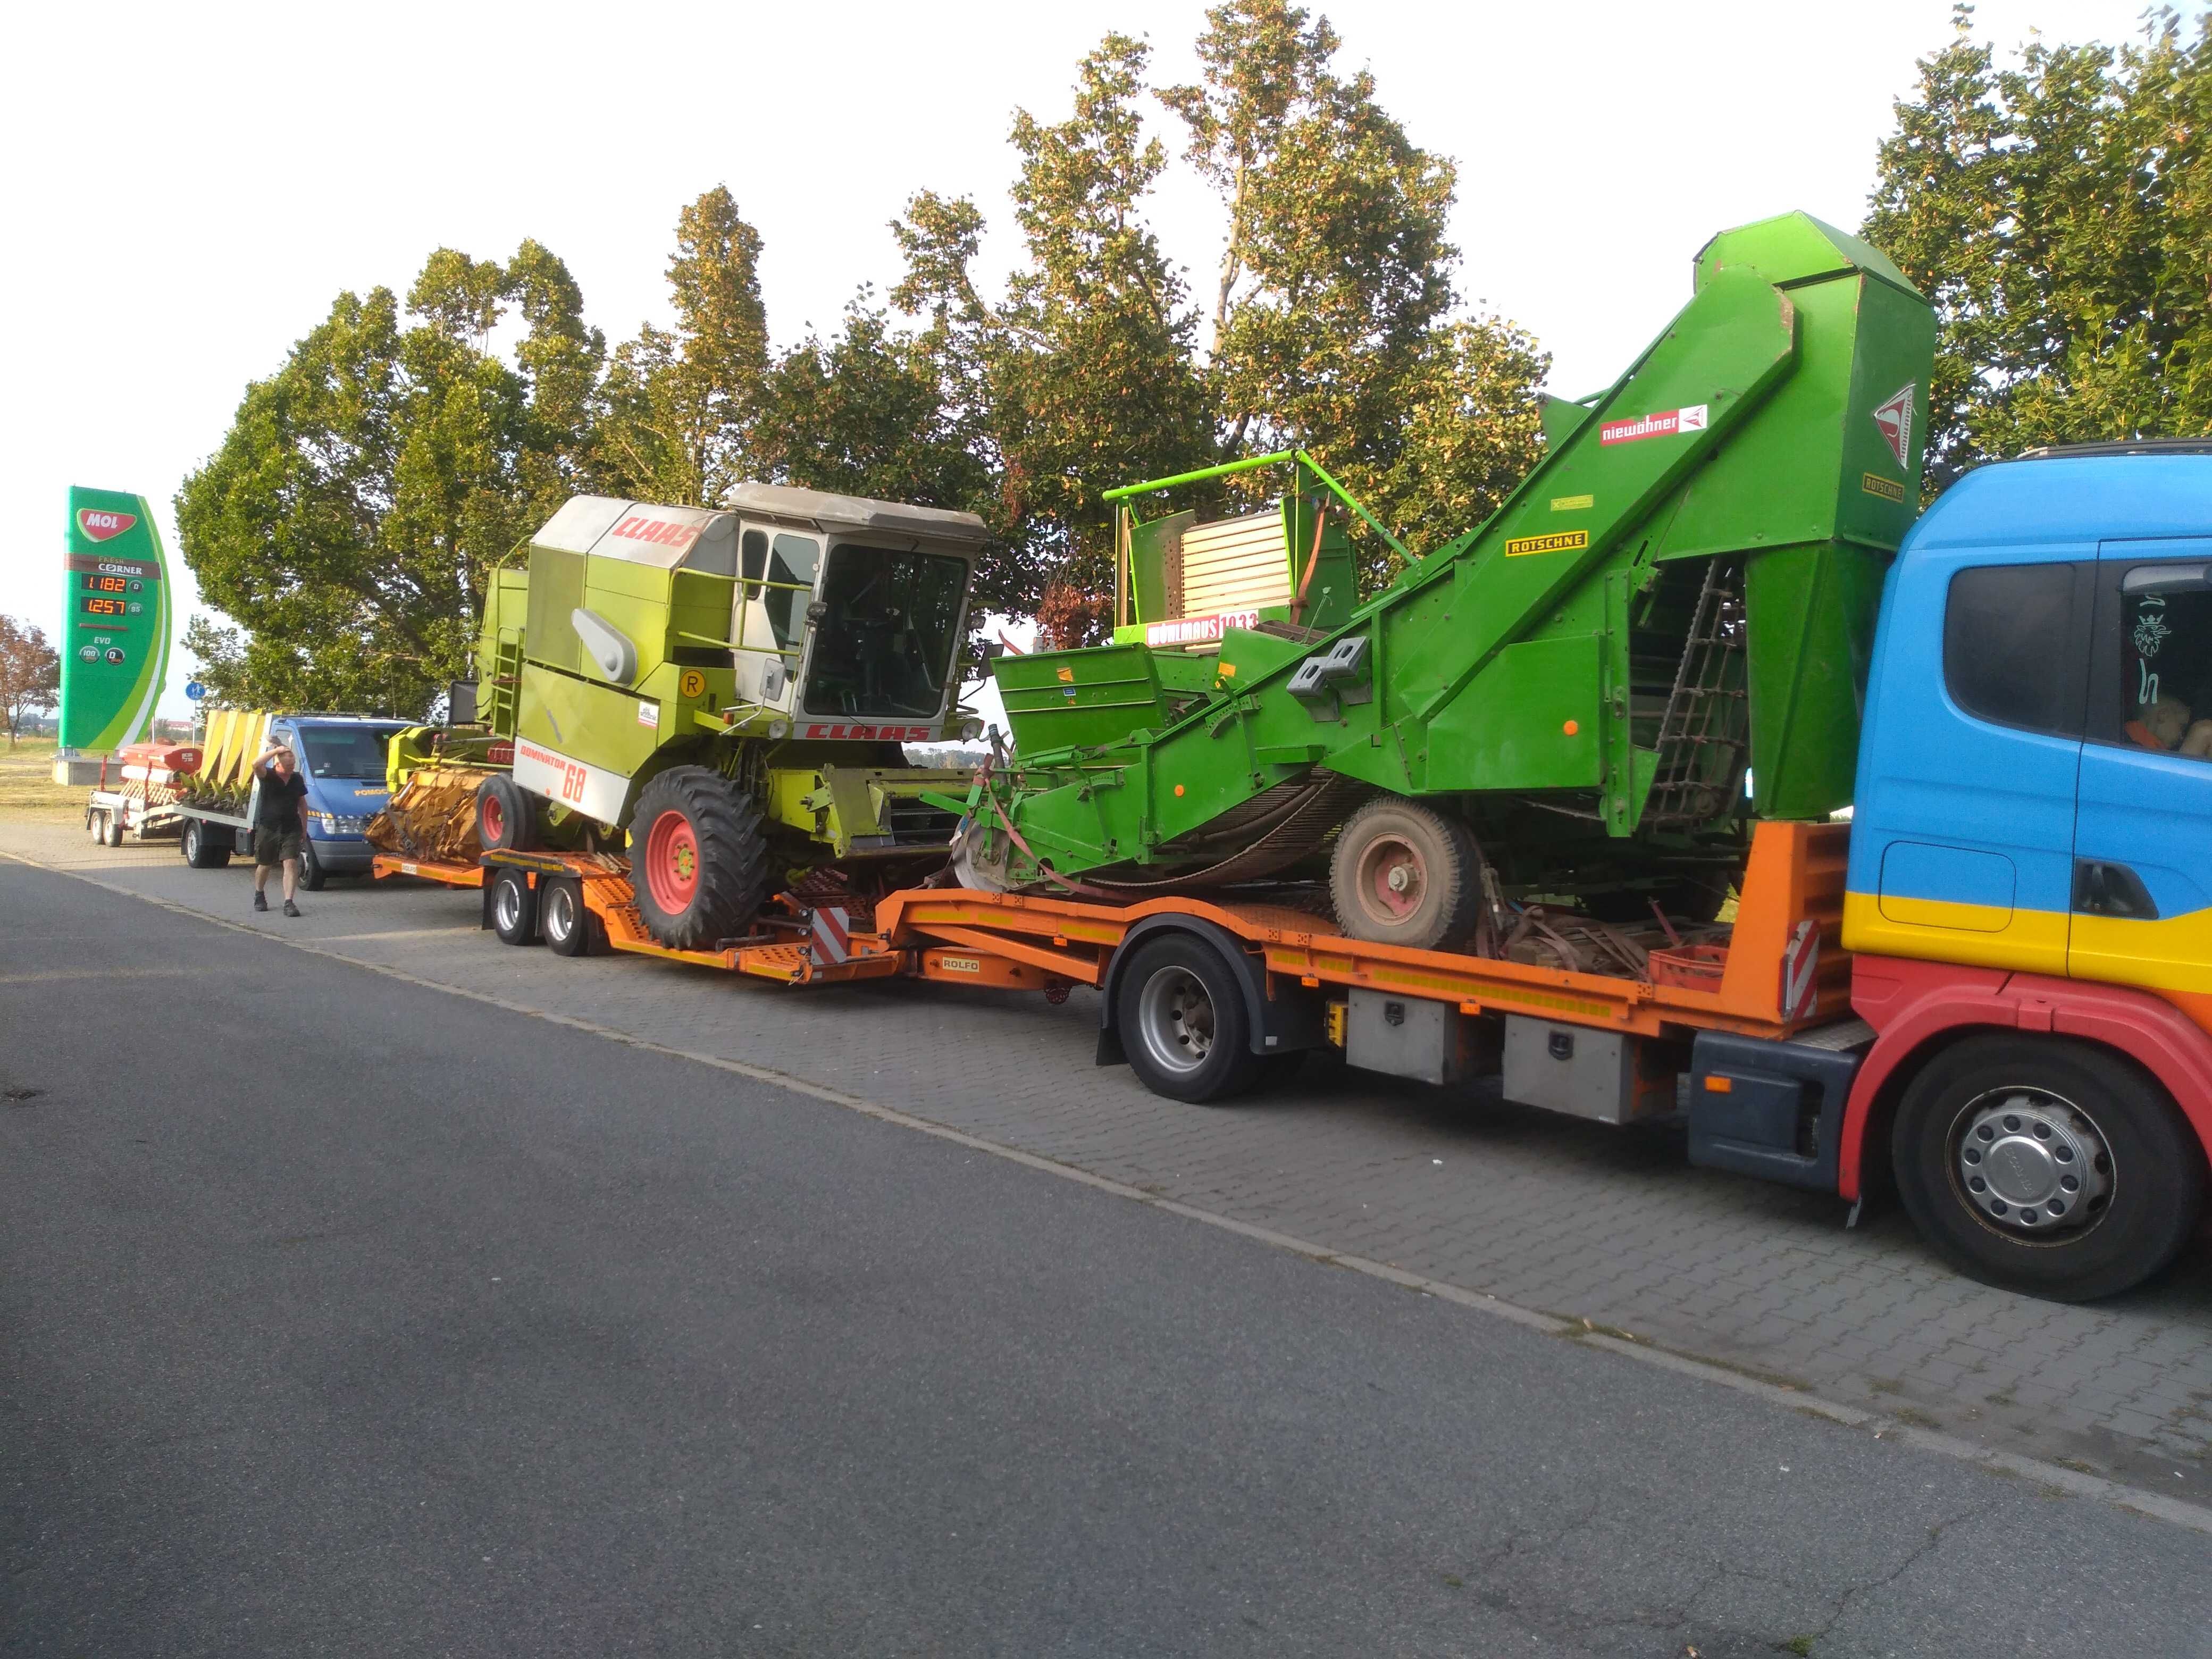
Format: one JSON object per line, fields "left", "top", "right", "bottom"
{"left": 2, "top": 0, "right": 2199, "bottom": 726}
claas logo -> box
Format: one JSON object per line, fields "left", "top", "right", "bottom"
{"left": 76, "top": 509, "right": 138, "bottom": 543}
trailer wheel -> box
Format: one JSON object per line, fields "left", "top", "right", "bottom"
{"left": 630, "top": 766, "right": 767, "bottom": 950}
{"left": 489, "top": 868, "right": 539, "bottom": 946}
{"left": 88, "top": 810, "right": 104, "bottom": 845}
{"left": 100, "top": 810, "right": 124, "bottom": 848}
{"left": 542, "top": 876, "right": 605, "bottom": 957}
{"left": 476, "top": 775, "right": 539, "bottom": 852}
{"left": 1329, "top": 797, "right": 1484, "bottom": 951}
{"left": 1116, "top": 934, "right": 1264, "bottom": 1104}
{"left": 182, "top": 819, "right": 232, "bottom": 869}
{"left": 1892, "top": 1034, "right": 2206, "bottom": 1302}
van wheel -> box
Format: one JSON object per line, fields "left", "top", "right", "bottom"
{"left": 630, "top": 767, "right": 767, "bottom": 950}
{"left": 476, "top": 775, "right": 540, "bottom": 852}
{"left": 542, "top": 876, "right": 605, "bottom": 957}
{"left": 299, "top": 838, "right": 328, "bottom": 891}
{"left": 1329, "top": 797, "right": 1483, "bottom": 951}
{"left": 1892, "top": 1034, "right": 2206, "bottom": 1301}
{"left": 1116, "top": 934, "right": 1264, "bottom": 1103}
{"left": 489, "top": 868, "right": 539, "bottom": 946}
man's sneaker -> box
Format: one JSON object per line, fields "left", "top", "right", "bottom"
{"left": 253, "top": 891, "right": 269, "bottom": 912}
{"left": 282, "top": 900, "right": 301, "bottom": 918}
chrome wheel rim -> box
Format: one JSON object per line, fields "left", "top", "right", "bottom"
{"left": 546, "top": 886, "right": 574, "bottom": 944}
{"left": 1135, "top": 965, "right": 1217, "bottom": 1076}
{"left": 1948, "top": 1085, "right": 2115, "bottom": 1240}
{"left": 494, "top": 877, "right": 524, "bottom": 933}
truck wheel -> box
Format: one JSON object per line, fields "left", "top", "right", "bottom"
{"left": 1329, "top": 797, "right": 1483, "bottom": 951}
{"left": 542, "top": 876, "right": 605, "bottom": 957}
{"left": 1892, "top": 1034, "right": 2206, "bottom": 1302}
{"left": 298, "top": 838, "right": 329, "bottom": 891}
{"left": 489, "top": 868, "right": 539, "bottom": 946}
{"left": 182, "top": 819, "right": 232, "bottom": 869}
{"left": 630, "top": 767, "right": 767, "bottom": 950}
{"left": 1116, "top": 934, "right": 1264, "bottom": 1103}
{"left": 476, "top": 775, "right": 539, "bottom": 852}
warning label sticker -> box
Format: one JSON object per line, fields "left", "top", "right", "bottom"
{"left": 1872, "top": 384, "right": 1916, "bottom": 468}
{"left": 1861, "top": 471, "right": 1907, "bottom": 504}
{"left": 1550, "top": 493, "right": 1594, "bottom": 512}
{"left": 1504, "top": 530, "right": 1589, "bottom": 558}
{"left": 1600, "top": 404, "right": 1707, "bottom": 445}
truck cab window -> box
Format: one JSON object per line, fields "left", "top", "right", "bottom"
{"left": 802, "top": 545, "right": 967, "bottom": 719}
{"left": 2118, "top": 568, "right": 2212, "bottom": 759}
{"left": 1943, "top": 563, "right": 2083, "bottom": 735}
{"left": 765, "top": 534, "right": 819, "bottom": 651}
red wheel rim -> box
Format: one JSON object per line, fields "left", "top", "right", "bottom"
{"left": 481, "top": 793, "right": 505, "bottom": 844}
{"left": 644, "top": 808, "right": 699, "bottom": 914}
{"left": 1354, "top": 833, "right": 1427, "bottom": 921}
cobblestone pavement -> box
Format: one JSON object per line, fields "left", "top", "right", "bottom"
{"left": 12, "top": 815, "right": 2211, "bottom": 1503}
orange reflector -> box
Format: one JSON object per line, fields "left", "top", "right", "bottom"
{"left": 1300, "top": 975, "right": 1320, "bottom": 987}
{"left": 1563, "top": 719, "right": 1579, "bottom": 736}
{"left": 1703, "top": 1075, "right": 1733, "bottom": 1093}
{"left": 1174, "top": 783, "right": 1185, "bottom": 796}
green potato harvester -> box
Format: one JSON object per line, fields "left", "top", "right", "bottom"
{"left": 956, "top": 212, "right": 1938, "bottom": 951}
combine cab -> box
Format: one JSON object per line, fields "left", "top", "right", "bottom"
{"left": 373, "top": 484, "right": 991, "bottom": 948}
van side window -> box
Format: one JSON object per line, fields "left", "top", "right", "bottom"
{"left": 1943, "top": 563, "right": 2082, "bottom": 735}
{"left": 2116, "top": 565, "right": 2212, "bottom": 760}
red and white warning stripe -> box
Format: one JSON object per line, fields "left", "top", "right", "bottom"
{"left": 807, "top": 905, "right": 852, "bottom": 966}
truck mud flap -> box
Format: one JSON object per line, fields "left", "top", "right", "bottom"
{"left": 1095, "top": 914, "right": 1327, "bottom": 1067}
{"left": 1688, "top": 1028, "right": 1869, "bottom": 1193}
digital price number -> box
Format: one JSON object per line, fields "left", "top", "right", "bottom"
{"left": 81, "top": 573, "right": 130, "bottom": 593}
{"left": 81, "top": 596, "right": 130, "bottom": 617}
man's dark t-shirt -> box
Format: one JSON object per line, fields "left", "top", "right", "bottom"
{"left": 256, "top": 771, "right": 309, "bottom": 831}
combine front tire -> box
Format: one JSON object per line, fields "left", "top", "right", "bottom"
{"left": 476, "top": 775, "right": 539, "bottom": 852}
{"left": 1329, "top": 796, "right": 1483, "bottom": 951}
{"left": 630, "top": 767, "right": 767, "bottom": 950}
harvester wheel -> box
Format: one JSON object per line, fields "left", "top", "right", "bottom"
{"left": 542, "top": 876, "right": 606, "bottom": 958}
{"left": 630, "top": 766, "right": 768, "bottom": 950}
{"left": 1329, "top": 796, "right": 1484, "bottom": 951}
{"left": 476, "top": 775, "right": 539, "bottom": 852}
{"left": 1116, "top": 934, "right": 1264, "bottom": 1104}
{"left": 182, "top": 818, "right": 232, "bottom": 869}
{"left": 489, "top": 868, "right": 539, "bottom": 946}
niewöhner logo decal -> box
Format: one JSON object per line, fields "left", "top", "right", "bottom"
{"left": 1599, "top": 404, "right": 1707, "bottom": 445}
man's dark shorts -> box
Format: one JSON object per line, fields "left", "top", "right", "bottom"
{"left": 255, "top": 828, "right": 302, "bottom": 868}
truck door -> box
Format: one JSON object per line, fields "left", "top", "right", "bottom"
{"left": 2068, "top": 541, "right": 2212, "bottom": 995}
{"left": 1851, "top": 556, "right": 2093, "bottom": 975}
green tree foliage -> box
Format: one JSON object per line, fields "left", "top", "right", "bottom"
{"left": 177, "top": 242, "right": 602, "bottom": 715}
{"left": 598, "top": 186, "right": 770, "bottom": 506}
{"left": 1866, "top": 5, "right": 2212, "bottom": 490}
{"left": 0, "top": 615, "right": 60, "bottom": 744}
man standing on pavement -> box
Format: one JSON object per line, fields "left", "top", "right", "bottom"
{"left": 250, "top": 742, "right": 310, "bottom": 917}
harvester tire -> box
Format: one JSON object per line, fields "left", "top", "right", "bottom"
{"left": 630, "top": 766, "right": 768, "bottom": 950}
{"left": 542, "top": 876, "right": 606, "bottom": 957}
{"left": 490, "top": 867, "right": 539, "bottom": 946}
{"left": 476, "top": 775, "right": 539, "bottom": 852}
{"left": 182, "top": 818, "right": 232, "bottom": 869}
{"left": 1329, "top": 796, "right": 1484, "bottom": 951}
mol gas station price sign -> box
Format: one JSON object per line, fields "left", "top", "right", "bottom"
{"left": 59, "top": 485, "right": 171, "bottom": 753}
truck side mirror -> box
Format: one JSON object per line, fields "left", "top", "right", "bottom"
{"left": 447, "top": 679, "right": 478, "bottom": 725}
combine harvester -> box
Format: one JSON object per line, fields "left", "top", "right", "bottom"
{"left": 380, "top": 213, "right": 2212, "bottom": 1301}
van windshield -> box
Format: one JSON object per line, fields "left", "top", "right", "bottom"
{"left": 297, "top": 725, "right": 404, "bottom": 781}
{"left": 802, "top": 545, "right": 968, "bottom": 719}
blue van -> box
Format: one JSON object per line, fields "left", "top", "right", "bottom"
{"left": 266, "top": 715, "right": 411, "bottom": 886}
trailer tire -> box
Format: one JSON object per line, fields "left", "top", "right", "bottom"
{"left": 630, "top": 767, "right": 767, "bottom": 951}
{"left": 1892, "top": 1033, "right": 2206, "bottom": 1302}
{"left": 1116, "top": 934, "right": 1265, "bottom": 1104}
{"left": 1329, "top": 796, "right": 1484, "bottom": 951}
{"left": 489, "top": 867, "right": 539, "bottom": 946}
{"left": 101, "top": 810, "right": 124, "bottom": 848}
{"left": 476, "top": 775, "right": 539, "bottom": 852}
{"left": 542, "top": 876, "right": 605, "bottom": 957}
{"left": 182, "top": 818, "right": 232, "bottom": 869}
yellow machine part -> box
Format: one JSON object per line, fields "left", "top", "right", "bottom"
{"left": 366, "top": 766, "right": 492, "bottom": 864}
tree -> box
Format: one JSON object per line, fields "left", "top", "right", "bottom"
{"left": 1865, "top": 6, "right": 2212, "bottom": 492}
{"left": 0, "top": 616, "right": 60, "bottom": 744}
{"left": 178, "top": 241, "right": 601, "bottom": 715}
{"left": 597, "top": 187, "right": 770, "bottom": 506}
{"left": 1162, "top": 0, "right": 1545, "bottom": 578}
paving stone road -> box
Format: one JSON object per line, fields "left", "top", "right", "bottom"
{"left": 10, "top": 815, "right": 2210, "bottom": 1504}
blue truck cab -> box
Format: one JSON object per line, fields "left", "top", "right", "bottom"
{"left": 1847, "top": 443, "right": 2212, "bottom": 1000}
{"left": 264, "top": 715, "right": 412, "bottom": 884}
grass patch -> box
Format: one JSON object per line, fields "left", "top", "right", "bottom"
{"left": 0, "top": 739, "right": 83, "bottom": 821}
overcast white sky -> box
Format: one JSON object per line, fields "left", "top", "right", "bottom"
{"left": 2, "top": 0, "right": 2198, "bottom": 720}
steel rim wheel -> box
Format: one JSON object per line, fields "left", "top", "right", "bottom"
{"left": 1947, "top": 1085, "right": 2115, "bottom": 1241}
{"left": 546, "top": 883, "right": 575, "bottom": 946}
{"left": 1135, "top": 965, "right": 1217, "bottom": 1076}
{"left": 493, "top": 875, "right": 525, "bottom": 934}
{"left": 1353, "top": 832, "right": 1427, "bottom": 924}
{"left": 643, "top": 809, "right": 699, "bottom": 916}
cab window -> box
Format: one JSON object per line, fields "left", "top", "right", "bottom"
{"left": 738, "top": 529, "right": 820, "bottom": 652}
{"left": 2115, "top": 564, "right": 2212, "bottom": 760}
{"left": 1943, "top": 563, "right": 2085, "bottom": 735}
{"left": 802, "top": 545, "right": 967, "bottom": 719}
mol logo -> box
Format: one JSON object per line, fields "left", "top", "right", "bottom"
{"left": 76, "top": 508, "right": 138, "bottom": 543}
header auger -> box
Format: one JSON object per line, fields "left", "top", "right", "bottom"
{"left": 956, "top": 212, "right": 1938, "bottom": 952}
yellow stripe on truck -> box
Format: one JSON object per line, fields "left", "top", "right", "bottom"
{"left": 1841, "top": 891, "right": 2070, "bottom": 977}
